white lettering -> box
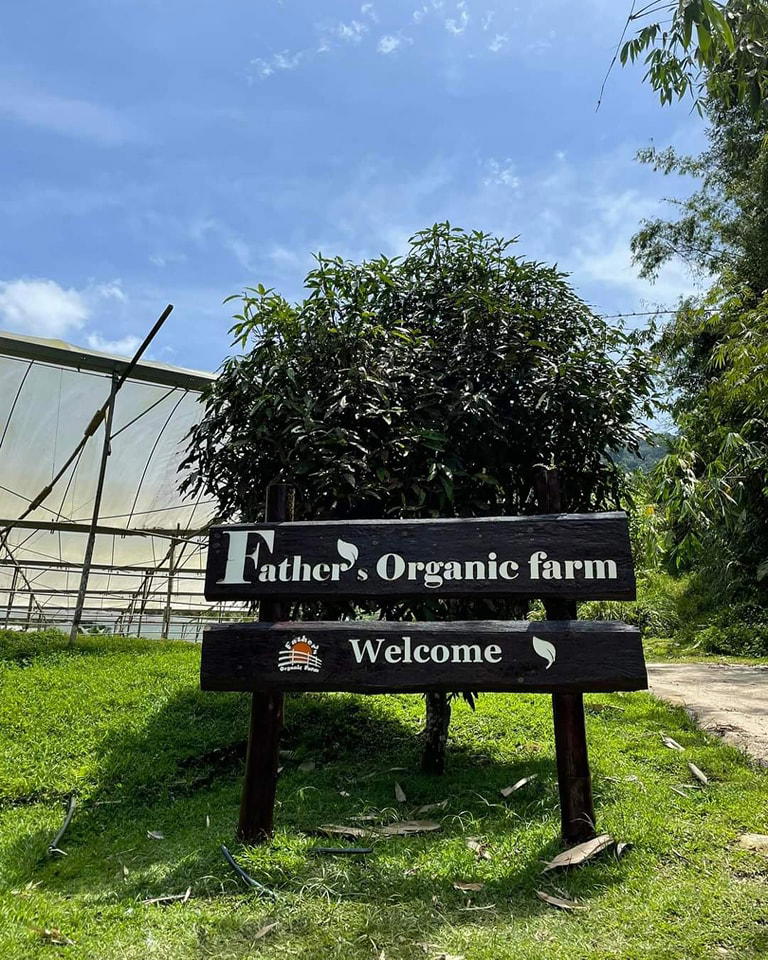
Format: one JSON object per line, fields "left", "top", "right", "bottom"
{"left": 583, "top": 559, "right": 617, "bottom": 580}
{"left": 348, "top": 637, "right": 386, "bottom": 663}
{"left": 529, "top": 550, "right": 547, "bottom": 580}
{"left": 377, "top": 552, "right": 405, "bottom": 581}
{"left": 453, "top": 644, "right": 482, "bottom": 663}
{"left": 384, "top": 645, "right": 402, "bottom": 663}
{"left": 217, "top": 529, "right": 274, "bottom": 584}
{"left": 485, "top": 644, "right": 502, "bottom": 663}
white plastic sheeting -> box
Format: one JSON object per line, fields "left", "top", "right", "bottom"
{"left": 0, "top": 333, "right": 222, "bottom": 636}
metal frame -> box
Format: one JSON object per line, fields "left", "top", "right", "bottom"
{"left": 0, "top": 329, "right": 239, "bottom": 640}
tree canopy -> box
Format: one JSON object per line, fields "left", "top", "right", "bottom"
{"left": 182, "top": 224, "right": 655, "bottom": 532}
{"left": 617, "top": 0, "right": 768, "bottom": 119}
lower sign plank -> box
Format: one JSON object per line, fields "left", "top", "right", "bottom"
{"left": 200, "top": 620, "right": 647, "bottom": 694}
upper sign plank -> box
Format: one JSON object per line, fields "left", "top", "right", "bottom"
{"left": 205, "top": 512, "right": 636, "bottom": 601}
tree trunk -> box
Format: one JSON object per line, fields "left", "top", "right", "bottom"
{"left": 421, "top": 692, "right": 451, "bottom": 774}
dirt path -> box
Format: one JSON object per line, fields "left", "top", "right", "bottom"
{"left": 647, "top": 662, "right": 768, "bottom": 765}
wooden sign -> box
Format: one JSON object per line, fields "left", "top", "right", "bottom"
{"left": 200, "top": 620, "right": 646, "bottom": 694}
{"left": 204, "top": 512, "right": 636, "bottom": 602}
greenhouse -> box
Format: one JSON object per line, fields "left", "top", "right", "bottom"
{"left": 0, "top": 326, "right": 231, "bottom": 639}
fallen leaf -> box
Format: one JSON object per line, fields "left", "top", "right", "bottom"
{"left": 147, "top": 831, "right": 165, "bottom": 841}
{"left": 536, "top": 890, "right": 585, "bottom": 911}
{"left": 339, "top": 790, "right": 350, "bottom": 797}
{"left": 671, "top": 786, "right": 692, "bottom": 798}
{"left": 688, "top": 762, "right": 709, "bottom": 786}
{"left": 394, "top": 782, "right": 407, "bottom": 803}
{"left": 380, "top": 820, "right": 441, "bottom": 836}
{"left": 415, "top": 800, "right": 448, "bottom": 814}
{"left": 122, "top": 865, "right": 129, "bottom": 878}
{"left": 585, "top": 702, "right": 624, "bottom": 713}
{"left": 32, "top": 927, "right": 75, "bottom": 946}
{"left": 205, "top": 814, "right": 210, "bottom": 829}
{"left": 141, "top": 887, "right": 192, "bottom": 906}
{"left": 500, "top": 775, "right": 536, "bottom": 798}
{"left": 737, "top": 833, "right": 768, "bottom": 855}
{"left": 466, "top": 837, "right": 492, "bottom": 861}
{"left": 662, "top": 735, "right": 685, "bottom": 751}
{"left": 388, "top": 766, "right": 408, "bottom": 772}
{"left": 318, "top": 824, "right": 375, "bottom": 839}
{"left": 453, "top": 881, "right": 484, "bottom": 892}
{"left": 298, "top": 760, "right": 316, "bottom": 773}
{"left": 542, "top": 834, "right": 614, "bottom": 871}
{"left": 253, "top": 922, "right": 278, "bottom": 941}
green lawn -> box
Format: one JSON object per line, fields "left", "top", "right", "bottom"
{"left": 1, "top": 630, "right": 767, "bottom": 960}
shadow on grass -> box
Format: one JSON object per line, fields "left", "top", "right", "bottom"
{"left": 1, "top": 686, "right": 648, "bottom": 928}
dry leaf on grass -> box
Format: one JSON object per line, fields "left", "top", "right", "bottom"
{"left": 466, "top": 837, "right": 492, "bottom": 861}
{"left": 737, "top": 833, "right": 768, "bottom": 855}
{"left": 32, "top": 927, "right": 75, "bottom": 946}
{"left": 141, "top": 888, "right": 191, "bottom": 906}
{"left": 615, "top": 841, "right": 632, "bottom": 859}
{"left": 394, "top": 782, "right": 407, "bottom": 803}
{"left": 298, "top": 760, "right": 316, "bottom": 772}
{"left": 671, "top": 786, "right": 693, "bottom": 798}
{"left": 415, "top": 800, "right": 448, "bottom": 814}
{"left": 379, "top": 820, "right": 441, "bottom": 836}
{"left": 253, "top": 922, "right": 279, "bottom": 941}
{"left": 662, "top": 735, "right": 685, "bottom": 751}
{"left": 205, "top": 814, "right": 210, "bottom": 829}
{"left": 536, "top": 890, "right": 585, "bottom": 911}
{"left": 688, "top": 762, "right": 709, "bottom": 786}
{"left": 318, "top": 824, "right": 376, "bottom": 839}
{"left": 500, "top": 775, "right": 536, "bottom": 798}
{"left": 147, "top": 831, "right": 165, "bottom": 841}
{"left": 453, "top": 881, "right": 484, "bottom": 892}
{"left": 542, "top": 834, "right": 614, "bottom": 871}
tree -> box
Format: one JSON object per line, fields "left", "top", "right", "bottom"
{"left": 182, "top": 223, "right": 656, "bottom": 771}
{"left": 616, "top": 0, "right": 768, "bottom": 119}
{"left": 627, "top": 79, "right": 768, "bottom": 602}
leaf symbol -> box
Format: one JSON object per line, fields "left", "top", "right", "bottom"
{"left": 336, "top": 538, "right": 359, "bottom": 570}
{"left": 532, "top": 635, "right": 556, "bottom": 669}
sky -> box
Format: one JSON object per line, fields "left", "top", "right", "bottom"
{"left": 0, "top": 0, "right": 707, "bottom": 373}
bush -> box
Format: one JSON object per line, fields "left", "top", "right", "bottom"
{"left": 693, "top": 622, "right": 768, "bottom": 657}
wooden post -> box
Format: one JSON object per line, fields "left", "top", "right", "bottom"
{"left": 237, "top": 482, "right": 294, "bottom": 844}
{"left": 532, "top": 464, "right": 596, "bottom": 844}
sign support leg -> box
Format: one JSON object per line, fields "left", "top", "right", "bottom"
{"left": 532, "top": 464, "right": 596, "bottom": 844}
{"left": 237, "top": 482, "right": 294, "bottom": 844}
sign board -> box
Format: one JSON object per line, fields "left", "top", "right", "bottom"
{"left": 204, "top": 512, "right": 636, "bottom": 602}
{"left": 200, "top": 620, "right": 646, "bottom": 694}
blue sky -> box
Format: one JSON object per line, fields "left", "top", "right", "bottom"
{"left": 0, "top": 0, "right": 705, "bottom": 372}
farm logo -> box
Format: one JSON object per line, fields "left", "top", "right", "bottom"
{"left": 278, "top": 635, "right": 322, "bottom": 673}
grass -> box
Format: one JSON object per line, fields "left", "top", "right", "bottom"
{"left": 1, "top": 630, "right": 767, "bottom": 959}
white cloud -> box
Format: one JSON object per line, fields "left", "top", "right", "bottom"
{"left": 0, "top": 278, "right": 133, "bottom": 344}
{"left": 86, "top": 333, "right": 141, "bottom": 356}
{"left": 0, "top": 83, "right": 138, "bottom": 146}
{"left": 0, "top": 279, "right": 89, "bottom": 338}
{"left": 482, "top": 158, "right": 520, "bottom": 188}
{"left": 335, "top": 20, "right": 368, "bottom": 42}
{"left": 481, "top": 10, "right": 494, "bottom": 30}
{"left": 249, "top": 49, "right": 304, "bottom": 80}
{"left": 377, "top": 35, "right": 404, "bottom": 54}
{"left": 488, "top": 33, "right": 508, "bottom": 52}
{"left": 361, "top": 3, "right": 377, "bottom": 21}
{"left": 445, "top": 1, "right": 469, "bottom": 34}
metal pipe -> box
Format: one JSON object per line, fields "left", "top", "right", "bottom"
{"left": 69, "top": 374, "right": 117, "bottom": 644}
